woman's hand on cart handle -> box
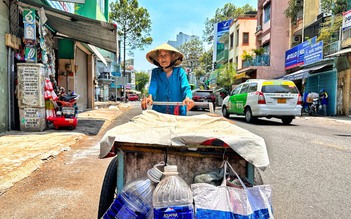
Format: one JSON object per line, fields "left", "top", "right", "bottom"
{"left": 141, "top": 95, "right": 153, "bottom": 110}
{"left": 183, "top": 97, "right": 195, "bottom": 111}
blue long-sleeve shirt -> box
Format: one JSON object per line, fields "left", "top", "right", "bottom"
{"left": 148, "top": 67, "right": 192, "bottom": 115}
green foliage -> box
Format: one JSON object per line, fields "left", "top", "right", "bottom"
{"left": 321, "top": 0, "right": 348, "bottom": 15}
{"left": 216, "top": 63, "right": 236, "bottom": 91}
{"left": 284, "top": 0, "right": 303, "bottom": 22}
{"left": 178, "top": 38, "right": 206, "bottom": 81}
{"left": 199, "top": 48, "right": 213, "bottom": 73}
{"left": 109, "top": 0, "right": 153, "bottom": 57}
{"left": 241, "top": 50, "right": 253, "bottom": 60}
{"left": 178, "top": 38, "right": 204, "bottom": 68}
{"left": 135, "top": 71, "right": 150, "bottom": 95}
{"left": 318, "top": 14, "right": 343, "bottom": 44}
{"left": 203, "top": 3, "right": 255, "bottom": 44}
{"left": 252, "top": 47, "right": 265, "bottom": 56}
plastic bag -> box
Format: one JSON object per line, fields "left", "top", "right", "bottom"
{"left": 194, "top": 168, "right": 224, "bottom": 186}
{"left": 191, "top": 161, "right": 274, "bottom": 219}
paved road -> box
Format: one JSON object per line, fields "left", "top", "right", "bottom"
{"left": 223, "top": 114, "right": 351, "bottom": 219}
{"left": 1, "top": 101, "right": 350, "bottom": 218}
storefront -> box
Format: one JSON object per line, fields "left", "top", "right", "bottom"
{"left": 6, "top": 0, "right": 116, "bottom": 131}
{"left": 283, "top": 59, "right": 337, "bottom": 116}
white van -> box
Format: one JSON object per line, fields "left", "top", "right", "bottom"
{"left": 222, "top": 79, "right": 302, "bottom": 124}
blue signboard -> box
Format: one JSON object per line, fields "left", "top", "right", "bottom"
{"left": 217, "top": 20, "right": 233, "bottom": 33}
{"left": 285, "top": 45, "right": 303, "bottom": 69}
{"left": 285, "top": 37, "right": 317, "bottom": 69}
{"left": 304, "top": 41, "right": 323, "bottom": 65}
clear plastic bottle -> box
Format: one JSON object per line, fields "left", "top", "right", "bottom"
{"left": 102, "top": 164, "right": 163, "bottom": 219}
{"left": 153, "top": 165, "right": 194, "bottom": 219}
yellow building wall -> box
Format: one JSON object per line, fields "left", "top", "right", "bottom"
{"left": 304, "top": 0, "right": 320, "bottom": 27}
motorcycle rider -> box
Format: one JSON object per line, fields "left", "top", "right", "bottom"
{"left": 306, "top": 92, "right": 319, "bottom": 116}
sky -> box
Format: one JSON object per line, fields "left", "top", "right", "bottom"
{"left": 127, "top": 0, "right": 258, "bottom": 72}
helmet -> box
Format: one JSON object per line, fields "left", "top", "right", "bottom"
{"left": 320, "top": 88, "right": 325, "bottom": 93}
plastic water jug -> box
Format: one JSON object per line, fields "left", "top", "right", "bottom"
{"left": 102, "top": 164, "right": 163, "bottom": 219}
{"left": 153, "top": 165, "right": 194, "bottom": 219}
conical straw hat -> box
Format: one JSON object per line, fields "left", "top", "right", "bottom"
{"left": 146, "top": 43, "right": 184, "bottom": 67}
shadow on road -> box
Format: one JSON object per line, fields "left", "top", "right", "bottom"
{"left": 228, "top": 116, "right": 299, "bottom": 126}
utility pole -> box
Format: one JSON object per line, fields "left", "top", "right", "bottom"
{"left": 123, "top": 33, "right": 127, "bottom": 103}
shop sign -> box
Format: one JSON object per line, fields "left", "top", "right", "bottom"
{"left": 23, "top": 9, "right": 36, "bottom": 40}
{"left": 25, "top": 47, "right": 37, "bottom": 63}
{"left": 304, "top": 41, "right": 324, "bottom": 65}
{"left": 342, "top": 9, "right": 351, "bottom": 31}
{"left": 285, "top": 37, "right": 316, "bottom": 69}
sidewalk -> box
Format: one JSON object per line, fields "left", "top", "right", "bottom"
{"left": 298, "top": 113, "right": 351, "bottom": 124}
{"left": 0, "top": 102, "right": 131, "bottom": 194}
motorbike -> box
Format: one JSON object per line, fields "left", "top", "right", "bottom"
{"left": 308, "top": 97, "right": 320, "bottom": 116}
{"left": 48, "top": 92, "right": 80, "bottom": 130}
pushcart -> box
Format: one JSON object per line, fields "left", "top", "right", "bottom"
{"left": 97, "top": 102, "right": 270, "bottom": 218}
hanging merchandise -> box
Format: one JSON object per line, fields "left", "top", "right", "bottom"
{"left": 191, "top": 160, "right": 274, "bottom": 219}
{"left": 153, "top": 165, "right": 194, "bottom": 219}
{"left": 102, "top": 162, "right": 164, "bottom": 219}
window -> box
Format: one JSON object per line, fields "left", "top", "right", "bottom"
{"left": 231, "top": 85, "right": 242, "bottom": 95}
{"left": 236, "top": 29, "right": 239, "bottom": 46}
{"left": 248, "top": 83, "right": 258, "bottom": 92}
{"left": 240, "top": 84, "right": 249, "bottom": 94}
{"left": 230, "top": 33, "right": 234, "bottom": 49}
{"left": 264, "top": 3, "right": 271, "bottom": 23}
{"left": 261, "top": 85, "right": 299, "bottom": 94}
{"left": 243, "top": 32, "right": 249, "bottom": 45}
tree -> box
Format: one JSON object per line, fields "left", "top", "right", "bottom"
{"left": 318, "top": 14, "right": 343, "bottom": 44}
{"left": 216, "top": 63, "right": 236, "bottom": 91}
{"left": 203, "top": 3, "right": 255, "bottom": 44}
{"left": 135, "top": 71, "right": 150, "bottom": 95}
{"left": 284, "top": 0, "right": 303, "bottom": 23}
{"left": 199, "top": 48, "right": 213, "bottom": 73}
{"left": 318, "top": 0, "right": 347, "bottom": 45}
{"left": 321, "top": 0, "right": 348, "bottom": 15}
{"left": 178, "top": 38, "right": 204, "bottom": 70}
{"left": 110, "top": 0, "right": 152, "bottom": 100}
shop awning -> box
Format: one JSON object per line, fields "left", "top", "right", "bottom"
{"left": 234, "top": 72, "right": 249, "bottom": 79}
{"left": 17, "top": 0, "right": 117, "bottom": 53}
{"left": 282, "top": 64, "right": 327, "bottom": 81}
{"left": 326, "top": 47, "right": 351, "bottom": 57}
{"left": 88, "top": 44, "right": 108, "bottom": 67}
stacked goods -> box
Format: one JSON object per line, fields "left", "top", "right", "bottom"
{"left": 17, "top": 63, "right": 46, "bottom": 131}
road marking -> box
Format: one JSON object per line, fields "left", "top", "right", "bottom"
{"left": 310, "top": 140, "right": 350, "bottom": 151}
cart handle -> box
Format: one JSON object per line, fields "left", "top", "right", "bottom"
{"left": 152, "top": 101, "right": 214, "bottom": 113}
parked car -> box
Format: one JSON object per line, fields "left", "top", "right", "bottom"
{"left": 222, "top": 79, "right": 302, "bottom": 124}
{"left": 127, "top": 94, "right": 139, "bottom": 101}
{"left": 191, "top": 90, "right": 216, "bottom": 111}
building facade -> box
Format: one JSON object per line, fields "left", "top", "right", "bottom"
{"left": 0, "top": 0, "right": 116, "bottom": 133}
{"left": 228, "top": 14, "right": 257, "bottom": 83}
{"left": 0, "top": 0, "right": 10, "bottom": 132}
{"left": 167, "top": 32, "right": 198, "bottom": 48}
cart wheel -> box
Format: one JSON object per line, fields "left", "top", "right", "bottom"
{"left": 97, "top": 156, "right": 118, "bottom": 218}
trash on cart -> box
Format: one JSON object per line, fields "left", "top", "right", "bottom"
{"left": 100, "top": 110, "right": 269, "bottom": 170}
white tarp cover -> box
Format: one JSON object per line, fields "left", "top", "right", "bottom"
{"left": 99, "top": 110, "right": 270, "bottom": 170}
